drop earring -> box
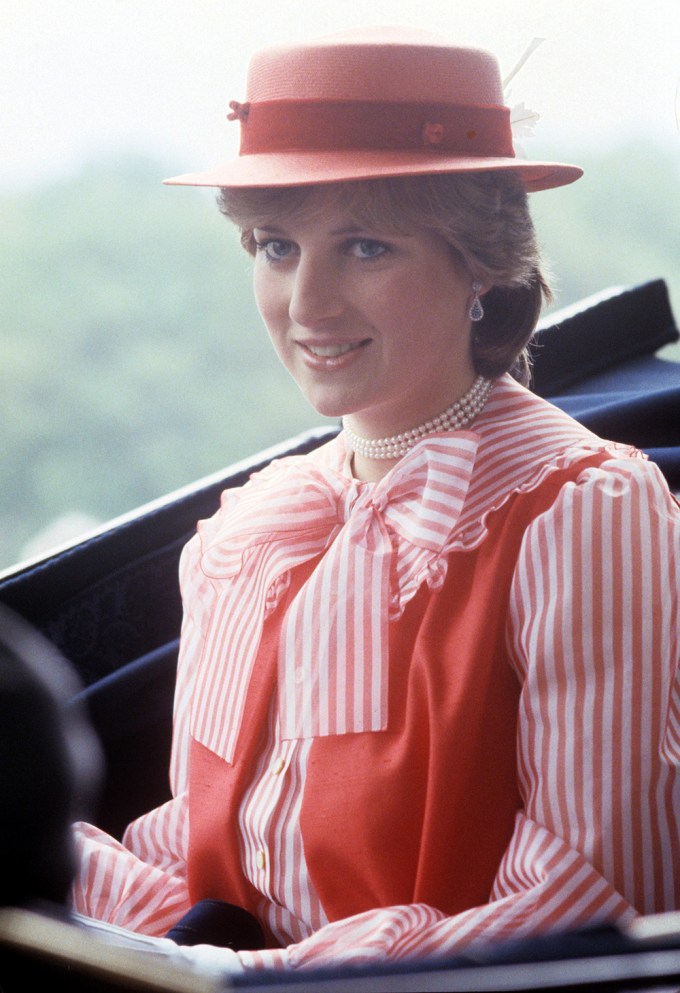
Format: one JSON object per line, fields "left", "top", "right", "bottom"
{"left": 469, "top": 281, "right": 484, "bottom": 322}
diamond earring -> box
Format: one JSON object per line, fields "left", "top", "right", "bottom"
{"left": 469, "top": 281, "right": 484, "bottom": 322}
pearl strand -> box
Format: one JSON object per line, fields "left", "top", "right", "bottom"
{"left": 342, "top": 375, "right": 493, "bottom": 460}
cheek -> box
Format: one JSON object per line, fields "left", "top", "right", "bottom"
{"left": 408, "top": 264, "right": 471, "bottom": 332}
{"left": 253, "top": 266, "right": 286, "bottom": 332}
{"left": 380, "top": 273, "right": 460, "bottom": 339}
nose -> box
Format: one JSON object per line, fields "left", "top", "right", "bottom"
{"left": 288, "top": 255, "right": 344, "bottom": 329}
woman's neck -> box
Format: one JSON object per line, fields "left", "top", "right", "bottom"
{"left": 344, "top": 373, "right": 493, "bottom": 482}
{"left": 351, "top": 450, "right": 400, "bottom": 483}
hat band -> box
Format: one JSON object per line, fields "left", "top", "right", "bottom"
{"left": 233, "top": 99, "right": 514, "bottom": 158}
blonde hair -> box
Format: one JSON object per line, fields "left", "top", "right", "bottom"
{"left": 217, "top": 172, "right": 551, "bottom": 385}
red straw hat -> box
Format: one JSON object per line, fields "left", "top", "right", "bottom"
{"left": 165, "top": 26, "right": 582, "bottom": 192}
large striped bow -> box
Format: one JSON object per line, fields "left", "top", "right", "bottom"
{"left": 190, "top": 433, "right": 479, "bottom": 762}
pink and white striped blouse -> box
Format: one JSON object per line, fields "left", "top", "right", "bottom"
{"left": 72, "top": 375, "right": 680, "bottom": 973}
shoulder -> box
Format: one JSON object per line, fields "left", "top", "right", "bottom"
{"left": 535, "top": 453, "right": 680, "bottom": 533}
{"left": 452, "top": 375, "right": 659, "bottom": 549}
{"left": 482, "top": 377, "right": 678, "bottom": 517}
{"left": 474, "top": 375, "right": 629, "bottom": 466}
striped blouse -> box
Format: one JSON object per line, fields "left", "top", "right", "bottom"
{"left": 72, "top": 375, "right": 680, "bottom": 973}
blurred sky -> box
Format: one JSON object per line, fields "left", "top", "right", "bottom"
{"left": 2, "top": 0, "right": 679, "bottom": 192}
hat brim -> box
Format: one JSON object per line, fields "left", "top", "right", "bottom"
{"left": 164, "top": 150, "right": 582, "bottom": 193}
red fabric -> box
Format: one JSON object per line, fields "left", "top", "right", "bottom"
{"left": 238, "top": 99, "right": 513, "bottom": 157}
{"left": 187, "top": 455, "right": 610, "bottom": 939}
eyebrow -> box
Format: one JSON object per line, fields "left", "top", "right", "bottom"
{"left": 252, "top": 223, "right": 395, "bottom": 237}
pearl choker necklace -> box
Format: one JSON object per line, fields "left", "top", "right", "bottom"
{"left": 343, "top": 375, "right": 493, "bottom": 460}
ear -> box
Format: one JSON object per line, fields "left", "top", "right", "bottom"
{"left": 473, "top": 279, "right": 492, "bottom": 297}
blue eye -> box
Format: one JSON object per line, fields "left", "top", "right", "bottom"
{"left": 254, "top": 238, "right": 295, "bottom": 263}
{"left": 349, "top": 239, "right": 389, "bottom": 260}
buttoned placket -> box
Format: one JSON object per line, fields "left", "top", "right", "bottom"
{"left": 239, "top": 720, "right": 299, "bottom": 893}
{"left": 236, "top": 687, "right": 333, "bottom": 945}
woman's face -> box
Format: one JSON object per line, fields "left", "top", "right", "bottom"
{"left": 252, "top": 193, "right": 477, "bottom": 439}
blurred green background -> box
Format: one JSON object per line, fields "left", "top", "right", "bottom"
{"left": 1, "top": 140, "right": 679, "bottom": 569}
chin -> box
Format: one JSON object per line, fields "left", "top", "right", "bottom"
{"left": 309, "top": 401, "right": 350, "bottom": 420}
{"left": 301, "top": 390, "right": 358, "bottom": 421}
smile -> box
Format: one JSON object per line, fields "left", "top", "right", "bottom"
{"left": 304, "top": 341, "right": 367, "bottom": 358}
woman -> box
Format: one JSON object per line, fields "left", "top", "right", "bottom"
{"left": 72, "top": 26, "right": 680, "bottom": 975}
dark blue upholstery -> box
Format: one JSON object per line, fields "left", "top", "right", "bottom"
{"left": 532, "top": 280, "right": 680, "bottom": 489}
{"left": 77, "top": 640, "right": 179, "bottom": 837}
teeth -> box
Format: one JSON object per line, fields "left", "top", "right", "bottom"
{"left": 307, "top": 342, "right": 360, "bottom": 358}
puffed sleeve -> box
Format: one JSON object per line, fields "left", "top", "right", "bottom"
{"left": 235, "top": 456, "right": 680, "bottom": 971}
{"left": 504, "top": 457, "right": 680, "bottom": 919}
